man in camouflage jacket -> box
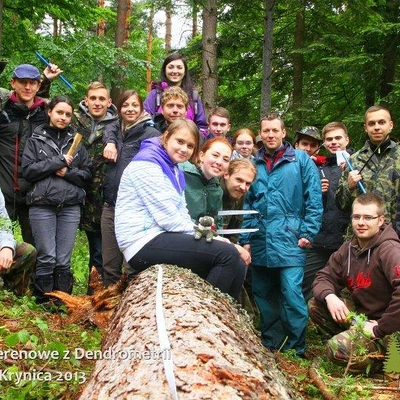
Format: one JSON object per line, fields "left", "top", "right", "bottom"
{"left": 74, "top": 82, "right": 118, "bottom": 283}
{"left": 336, "top": 105, "right": 400, "bottom": 233}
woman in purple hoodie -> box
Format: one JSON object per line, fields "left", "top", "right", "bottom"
{"left": 143, "top": 53, "right": 207, "bottom": 136}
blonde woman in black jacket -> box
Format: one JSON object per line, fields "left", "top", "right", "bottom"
{"left": 22, "top": 96, "right": 91, "bottom": 306}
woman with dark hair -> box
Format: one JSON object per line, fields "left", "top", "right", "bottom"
{"left": 115, "top": 119, "right": 246, "bottom": 300}
{"left": 21, "top": 96, "right": 91, "bottom": 305}
{"left": 143, "top": 53, "right": 208, "bottom": 136}
{"left": 101, "top": 89, "right": 160, "bottom": 287}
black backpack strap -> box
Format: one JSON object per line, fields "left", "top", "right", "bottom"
{"left": 192, "top": 89, "right": 199, "bottom": 116}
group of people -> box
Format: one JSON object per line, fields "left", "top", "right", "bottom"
{"left": 0, "top": 52, "right": 399, "bottom": 376}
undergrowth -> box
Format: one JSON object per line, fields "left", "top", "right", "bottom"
{"left": 0, "top": 227, "right": 398, "bottom": 399}
{"left": 0, "top": 229, "right": 102, "bottom": 400}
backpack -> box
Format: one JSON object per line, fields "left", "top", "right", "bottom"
{"left": 154, "top": 86, "right": 199, "bottom": 118}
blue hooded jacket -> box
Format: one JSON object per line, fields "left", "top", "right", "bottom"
{"left": 239, "top": 142, "right": 322, "bottom": 267}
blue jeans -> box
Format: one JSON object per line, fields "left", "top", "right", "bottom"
{"left": 252, "top": 265, "right": 308, "bottom": 355}
{"left": 29, "top": 205, "right": 80, "bottom": 277}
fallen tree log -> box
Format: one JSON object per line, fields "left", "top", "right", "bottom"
{"left": 79, "top": 265, "right": 301, "bottom": 399}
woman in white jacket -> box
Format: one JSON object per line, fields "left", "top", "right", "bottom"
{"left": 115, "top": 119, "right": 247, "bottom": 300}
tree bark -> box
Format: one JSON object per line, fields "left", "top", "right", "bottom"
{"left": 80, "top": 265, "right": 300, "bottom": 399}
{"left": 292, "top": 1, "right": 305, "bottom": 132}
{"left": 192, "top": 0, "right": 198, "bottom": 38}
{"left": 201, "top": 0, "right": 218, "bottom": 117}
{"left": 53, "top": 17, "right": 58, "bottom": 38}
{"left": 379, "top": 0, "right": 400, "bottom": 100}
{"left": 260, "top": 0, "right": 275, "bottom": 118}
{"left": 165, "top": 0, "right": 172, "bottom": 52}
{"left": 146, "top": 5, "right": 155, "bottom": 92}
{"left": 97, "top": 0, "right": 106, "bottom": 37}
{"left": 111, "top": 0, "right": 131, "bottom": 104}
{"left": 0, "top": 0, "right": 3, "bottom": 57}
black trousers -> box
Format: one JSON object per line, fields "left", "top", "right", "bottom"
{"left": 128, "top": 232, "right": 246, "bottom": 300}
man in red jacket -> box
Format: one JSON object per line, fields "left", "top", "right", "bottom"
{"left": 309, "top": 193, "right": 400, "bottom": 374}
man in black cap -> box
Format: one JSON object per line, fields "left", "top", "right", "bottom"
{"left": 0, "top": 63, "right": 61, "bottom": 244}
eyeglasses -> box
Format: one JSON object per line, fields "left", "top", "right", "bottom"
{"left": 236, "top": 141, "right": 253, "bottom": 146}
{"left": 351, "top": 215, "right": 381, "bottom": 221}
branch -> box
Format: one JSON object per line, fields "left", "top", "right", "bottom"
{"left": 308, "top": 358, "right": 339, "bottom": 400}
{"left": 370, "top": 386, "right": 400, "bottom": 392}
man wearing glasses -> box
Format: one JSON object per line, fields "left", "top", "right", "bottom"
{"left": 309, "top": 193, "right": 400, "bottom": 374}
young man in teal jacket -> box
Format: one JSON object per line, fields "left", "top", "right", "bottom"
{"left": 240, "top": 113, "right": 322, "bottom": 357}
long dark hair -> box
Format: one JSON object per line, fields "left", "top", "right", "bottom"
{"left": 48, "top": 95, "right": 74, "bottom": 112}
{"left": 116, "top": 89, "right": 143, "bottom": 115}
{"left": 159, "top": 53, "right": 194, "bottom": 99}
{"left": 47, "top": 96, "right": 74, "bottom": 125}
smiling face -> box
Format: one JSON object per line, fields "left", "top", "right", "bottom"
{"left": 351, "top": 202, "right": 385, "bottom": 247}
{"left": 48, "top": 102, "right": 73, "bottom": 129}
{"left": 199, "top": 142, "right": 232, "bottom": 180}
{"left": 324, "top": 128, "right": 349, "bottom": 154}
{"left": 120, "top": 94, "right": 142, "bottom": 125}
{"left": 164, "top": 127, "right": 196, "bottom": 164}
{"left": 234, "top": 133, "right": 254, "bottom": 158}
{"left": 84, "top": 88, "right": 112, "bottom": 120}
{"left": 259, "top": 118, "right": 286, "bottom": 152}
{"left": 162, "top": 97, "right": 187, "bottom": 124}
{"left": 165, "top": 59, "right": 185, "bottom": 86}
{"left": 224, "top": 167, "right": 255, "bottom": 201}
{"left": 364, "top": 109, "right": 393, "bottom": 145}
{"left": 11, "top": 78, "right": 41, "bottom": 107}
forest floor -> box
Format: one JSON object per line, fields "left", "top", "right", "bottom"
{"left": 275, "top": 323, "right": 400, "bottom": 400}
{"left": 0, "top": 230, "right": 399, "bottom": 399}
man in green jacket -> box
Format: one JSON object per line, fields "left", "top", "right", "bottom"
{"left": 74, "top": 81, "right": 119, "bottom": 283}
{"left": 336, "top": 105, "right": 400, "bottom": 233}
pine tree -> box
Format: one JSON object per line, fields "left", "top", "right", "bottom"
{"left": 384, "top": 334, "right": 400, "bottom": 374}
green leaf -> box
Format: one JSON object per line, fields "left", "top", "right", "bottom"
{"left": 5, "top": 332, "right": 19, "bottom": 347}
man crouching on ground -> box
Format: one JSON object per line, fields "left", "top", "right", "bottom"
{"left": 309, "top": 193, "right": 400, "bottom": 374}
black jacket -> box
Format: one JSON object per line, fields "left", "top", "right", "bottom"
{"left": 313, "top": 153, "right": 351, "bottom": 250}
{"left": 0, "top": 96, "right": 49, "bottom": 205}
{"left": 21, "top": 124, "right": 91, "bottom": 207}
{"left": 103, "top": 118, "right": 160, "bottom": 206}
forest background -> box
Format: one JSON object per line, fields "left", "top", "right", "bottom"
{"left": 1, "top": 2, "right": 400, "bottom": 398}
{"left": 0, "top": 0, "right": 399, "bottom": 150}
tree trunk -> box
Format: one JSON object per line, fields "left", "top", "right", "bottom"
{"left": 0, "top": 0, "right": 3, "bottom": 57}
{"left": 146, "top": 6, "right": 155, "bottom": 92}
{"left": 97, "top": 0, "right": 106, "bottom": 37}
{"left": 53, "top": 17, "right": 58, "bottom": 38}
{"left": 111, "top": 0, "right": 131, "bottom": 104}
{"left": 79, "top": 265, "right": 300, "bottom": 399}
{"left": 165, "top": 0, "right": 172, "bottom": 53}
{"left": 201, "top": 0, "right": 218, "bottom": 117}
{"left": 379, "top": 0, "right": 400, "bottom": 100}
{"left": 192, "top": 0, "right": 198, "bottom": 38}
{"left": 292, "top": 1, "right": 305, "bottom": 132}
{"left": 260, "top": 0, "right": 275, "bottom": 118}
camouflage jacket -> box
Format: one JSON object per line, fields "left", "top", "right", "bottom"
{"left": 74, "top": 101, "right": 119, "bottom": 231}
{"left": 335, "top": 139, "right": 400, "bottom": 229}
